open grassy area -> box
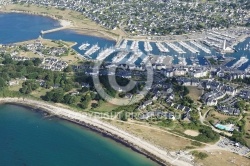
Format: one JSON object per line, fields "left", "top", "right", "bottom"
{"left": 187, "top": 86, "right": 203, "bottom": 102}
{"left": 104, "top": 119, "right": 203, "bottom": 151}
{"left": 91, "top": 102, "right": 120, "bottom": 112}
{"left": 30, "top": 87, "right": 51, "bottom": 99}
{"left": 195, "top": 150, "right": 250, "bottom": 166}
{"left": 8, "top": 83, "right": 23, "bottom": 92}
{"left": 207, "top": 110, "right": 233, "bottom": 122}
{"left": 243, "top": 113, "right": 250, "bottom": 147}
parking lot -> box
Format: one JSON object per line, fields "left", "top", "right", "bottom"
{"left": 217, "top": 137, "right": 250, "bottom": 156}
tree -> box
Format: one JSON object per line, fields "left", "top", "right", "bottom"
{"left": 0, "top": 78, "right": 6, "bottom": 88}
{"left": 23, "top": 60, "right": 34, "bottom": 66}
{"left": 120, "top": 111, "right": 128, "bottom": 121}
{"left": 64, "top": 66, "right": 73, "bottom": 72}
{"left": 33, "top": 58, "right": 42, "bottom": 66}
{"left": 44, "top": 91, "right": 54, "bottom": 101}
{"left": 19, "top": 80, "right": 39, "bottom": 94}
{"left": 91, "top": 103, "right": 99, "bottom": 108}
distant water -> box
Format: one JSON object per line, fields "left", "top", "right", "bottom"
{"left": 0, "top": 12, "right": 249, "bottom": 68}
{"left": 0, "top": 104, "right": 158, "bottom": 166}
{"left": 0, "top": 13, "right": 60, "bottom": 44}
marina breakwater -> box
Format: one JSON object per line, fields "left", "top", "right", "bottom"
{"left": 40, "top": 27, "right": 68, "bottom": 35}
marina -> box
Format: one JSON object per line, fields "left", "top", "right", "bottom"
{"left": 245, "top": 65, "right": 250, "bottom": 73}
{"left": 96, "top": 47, "right": 115, "bottom": 61}
{"left": 130, "top": 40, "right": 139, "bottom": 50}
{"left": 155, "top": 42, "right": 169, "bottom": 53}
{"left": 231, "top": 56, "right": 249, "bottom": 69}
{"left": 120, "top": 40, "right": 127, "bottom": 49}
{"left": 189, "top": 41, "right": 211, "bottom": 54}
{"left": 189, "top": 55, "right": 200, "bottom": 66}
{"left": 178, "top": 56, "right": 187, "bottom": 66}
{"left": 144, "top": 41, "right": 153, "bottom": 52}
{"left": 165, "top": 42, "right": 186, "bottom": 54}
{"left": 112, "top": 51, "right": 129, "bottom": 63}
{"left": 178, "top": 41, "right": 199, "bottom": 54}
{"left": 150, "top": 55, "right": 173, "bottom": 66}
{"left": 78, "top": 43, "right": 90, "bottom": 50}
{"left": 127, "top": 51, "right": 143, "bottom": 64}
{"left": 156, "top": 56, "right": 166, "bottom": 64}
{"left": 84, "top": 44, "right": 100, "bottom": 57}
{"left": 142, "top": 55, "right": 150, "bottom": 63}
{"left": 0, "top": 13, "right": 250, "bottom": 70}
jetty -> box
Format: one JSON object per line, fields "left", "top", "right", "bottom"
{"left": 178, "top": 41, "right": 199, "bottom": 54}
{"left": 155, "top": 42, "right": 169, "bottom": 52}
{"left": 119, "top": 40, "right": 128, "bottom": 49}
{"left": 112, "top": 51, "right": 129, "bottom": 63}
{"left": 40, "top": 27, "right": 68, "bottom": 35}
{"left": 96, "top": 47, "right": 115, "bottom": 61}
{"left": 245, "top": 65, "right": 250, "bottom": 73}
{"left": 84, "top": 44, "right": 100, "bottom": 57}
{"left": 78, "top": 43, "right": 90, "bottom": 50}
{"left": 165, "top": 42, "right": 186, "bottom": 54}
{"left": 231, "top": 56, "right": 249, "bottom": 69}
{"left": 190, "top": 41, "right": 211, "bottom": 54}
{"left": 130, "top": 41, "right": 139, "bottom": 50}
{"left": 127, "top": 51, "right": 142, "bottom": 64}
{"left": 144, "top": 41, "right": 153, "bottom": 52}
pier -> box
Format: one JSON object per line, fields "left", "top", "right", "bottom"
{"left": 130, "top": 41, "right": 139, "bottom": 50}
{"left": 41, "top": 27, "right": 68, "bottom": 35}
{"left": 155, "top": 42, "right": 169, "bottom": 52}
{"left": 119, "top": 40, "right": 128, "bottom": 49}
{"left": 96, "top": 47, "right": 115, "bottom": 61}
{"left": 190, "top": 41, "right": 211, "bottom": 54}
{"left": 84, "top": 44, "right": 100, "bottom": 57}
{"left": 231, "top": 57, "right": 249, "bottom": 69}
{"left": 165, "top": 42, "right": 186, "bottom": 54}
{"left": 178, "top": 41, "right": 199, "bottom": 54}
{"left": 127, "top": 51, "right": 142, "bottom": 64}
{"left": 112, "top": 51, "right": 129, "bottom": 63}
{"left": 144, "top": 41, "right": 153, "bottom": 52}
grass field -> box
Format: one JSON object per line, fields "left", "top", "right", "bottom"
{"left": 187, "top": 86, "right": 203, "bottom": 102}
{"left": 207, "top": 110, "right": 232, "bottom": 122}
{"left": 195, "top": 150, "right": 250, "bottom": 166}
{"left": 8, "top": 83, "right": 23, "bottom": 92}
{"left": 105, "top": 119, "right": 202, "bottom": 151}
{"left": 30, "top": 87, "right": 51, "bottom": 99}
{"left": 243, "top": 113, "right": 250, "bottom": 147}
{"left": 92, "top": 102, "right": 120, "bottom": 113}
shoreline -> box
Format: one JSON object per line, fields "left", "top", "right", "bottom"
{"left": 0, "top": 97, "right": 194, "bottom": 166}
{"left": 1, "top": 10, "right": 249, "bottom": 46}
{"left": 0, "top": 10, "right": 118, "bottom": 42}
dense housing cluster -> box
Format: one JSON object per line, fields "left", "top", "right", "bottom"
{"left": 5, "top": 0, "right": 250, "bottom": 35}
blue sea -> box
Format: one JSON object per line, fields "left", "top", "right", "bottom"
{"left": 0, "top": 104, "right": 158, "bottom": 166}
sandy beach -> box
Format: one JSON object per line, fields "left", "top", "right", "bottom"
{"left": 0, "top": 97, "right": 193, "bottom": 166}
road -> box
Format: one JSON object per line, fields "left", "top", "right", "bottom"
{"left": 198, "top": 108, "right": 232, "bottom": 137}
